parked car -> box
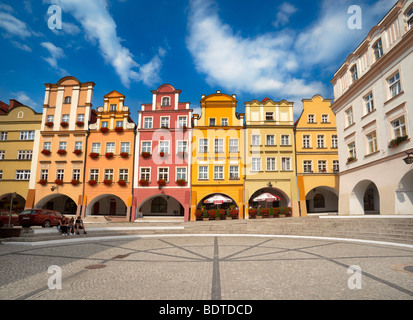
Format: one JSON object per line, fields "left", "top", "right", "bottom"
{"left": 0, "top": 210, "right": 20, "bottom": 227}
{"left": 19, "top": 209, "right": 63, "bottom": 228}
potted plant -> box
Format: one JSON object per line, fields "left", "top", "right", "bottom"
{"left": 76, "top": 121, "right": 84, "bottom": 127}
{"left": 60, "top": 122, "right": 68, "bottom": 128}
{"left": 73, "top": 149, "right": 82, "bottom": 155}
{"left": 115, "top": 126, "right": 124, "bottom": 133}
{"left": 88, "top": 180, "right": 97, "bottom": 186}
{"left": 160, "top": 151, "right": 166, "bottom": 158}
{"left": 157, "top": 179, "right": 167, "bottom": 187}
{"left": 39, "top": 179, "right": 48, "bottom": 186}
{"left": 176, "top": 179, "right": 187, "bottom": 186}
{"left": 257, "top": 207, "right": 263, "bottom": 219}
{"left": 141, "top": 152, "right": 151, "bottom": 159}
{"left": 139, "top": 179, "right": 149, "bottom": 186}
{"left": 105, "top": 152, "right": 114, "bottom": 159}
{"left": 279, "top": 207, "right": 286, "bottom": 218}
{"left": 100, "top": 127, "right": 109, "bottom": 133}
{"left": 268, "top": 207, "right": 275, "bottom": 218}
{"left": 117, "top": 179, "right": 127, "bottom": 186}
{"left": 89, "top": 152, "right": 99, "bottom": 159}
{"left": 261, "top": 208, "right": 269, "bottom": 218}
{"left": 195, "top": 210, "right": 202, "bottom": 220}
{"left": 347, "top": 156, "right": 356, "bottom": 163}
{"left": 388, "top": 135, "right": 408, "bottom": 148}
{"left": 230, "top": 208, "right": 238, "bottom": 219}
{"left": 71, "top": 179, "right": 79, "bottom": 186}
{"left": 120, "top": 152, "right": 129, "bottom": 158}
{"left": 103, "top": 179, "right": 112, "bottom": 186}
{"left": 215, "top": 209, "right": 221, "bottom": 220}
{"left": 55, "top": 179, "right": 63, "bottom": 186}
{"left": 248, "top": 208, "right": 257, "bottom": 219}
{"left": 57, "top": 149, "right": 67, "bottom": 155}
{"left": 225, "top": 208, "right": 231, "bottom": 220}
{"left": 208, "top": 209, "right": 216, "bottom": 220}
{"left": 202, "top": 210, "right": 209, "bottom": 221}
{"left": 45, "top": 122, "right": 54, "bottom": 128}
{"left": 41, "top": 149, "right": 51, "bottom": 156}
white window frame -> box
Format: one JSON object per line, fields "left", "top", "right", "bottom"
{"left": 176, "top": 167, "right": 187, "bottom": 181}
{"left": 91, "top": 143, "right": 101, "bottom": 153}
{"left": 141, "top": 141, "right": 152, "bottom": 153}
{"left": 308, "top": 114, "right": 315, "bottom": 123}
{"left": 251, "top": 158, "right": 261, "bottom": 172}
{"left": 140, "top": 168, "right": 151, "bottom": 181}
{"left": 364, "top": 92, "right": 374, "bottom": 114}
{"left": 177, "top": 116, "right": 187, "bottom": 128}
{"left": 75, "top": 141, "right": 83, "bottom": 151}
{"left": 266, "top": 157, "right": 276, "bottom": 171}
{"left": 90, "top": 169, "right": 99, "bottom": 181}
{"left": 252, "top": 135, "right": 260, "bottom": 146}
{"left": 161, "top": 97, "right": 170, "bottom": 107}
{"left": 43, "top": 142, "right": 51, "bottom": 151}
{"left": 198, "top": 166, "right": 208, "bottom": 180}
{"left": 106, "top": 142, "right": 115, "bottom": 153}
{"left": 317, "top": 135, "right": 325, "bottom": 149}
{"left": 61, "top": 114, "right": 69, "bottom": 123}
{"left": 229, "top": 166, "right": 239, "bottom": 180}
{"left": 199, "top": 139, "right": 209, "bottom": 153}
{"left": 373, "top": 38, "right": 383, "bottom": 61}
{"left": 346, "top": 108, "right": 354, "bottom": 127}
{"left": 119, "top": 169, "right": 129, "bottom": 182}
{"left": 281, "top": 135, "right": 290, "bottom": 146}
{"left": 159, "top": 141, "right": 170, "bottom": 154}
{"left": 214, "top": 166, "right": 224, "bottom": 180}
{"left": 221, "top": 118, "right": 228, "bottom": 126}
{"left": 177, "top": 141, "right": 188, "bottom": 153}
{"left": 281, "top": 157, "right": 291, "bottom": 171}
{"left": 143, "top": 117, "right": 153, "bottom": 129}
{"left": 266, "top": 135, "right": 275, "bottom": 146}
{"left": 0, "top": 132, "right": 7, "bottom": 141}
{"left": 17, "top": 150, "right": 33, "bottom": 160}
{"left": 158, "top": 167, "right": 169, "bottom": 182}
{"left": 214, "top": 139, "right": 224, "bottom": 153}
{"left": 104, "top": 169, "right": 114, "bottom": 181}
{"left": 388, "top": 72, "right": 401, "bottom": 98}
{"left": 0, "top": 150, "right": 4, "bottom": 160}
{"left": 160, "top": 116, "right": 170, "bottom": 128}
{"left": 303, "top": 160, "right": 313, "bottom": 173}
{"left": 366, "top": 130, "right": 378, "bottom": 154}
{"left": 391, "top": 116, "right": 407, "bottom": 139}
{"left": 321, "top": 114, "right": 329, "bottom": 123}
{"left": 318, "top": 160, "right": 327, "bottom": 173}
{"left": 15, "top": 170, "right": 31, "bottom": 180}
{"left": 56, "top": 169, "right": 64, "bottom": 181}
{"left": 41, "top": 169, "right": 49, "bottom": 180}
{"left": 348, "top": 141, "right": 357, "bottom": 159}
{"left": 59, "top": 141, "right": 67, "bottom": 151}
{"left": 20, "top": 131, "right": 35, "bottom": 140}
{"left": 121, "top": 142, "right": 130, "bottom": 153}
{"left": 332, "top": 135, "right": 338, "bottom": 149}
{"left": 303, "top": 135, "right": 311, "bottom": 148}
{"left": 72, "top": 169, "right": 80, "bottom": 180}
{"left": 209, "top": 118, "right": 216, "bottom": 126}
{"left": 229, "top": 139, "right": 239, "bottom": 153}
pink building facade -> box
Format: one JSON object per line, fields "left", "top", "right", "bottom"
{"left": 132, "top": 84, "right": 192, "bottom": 221}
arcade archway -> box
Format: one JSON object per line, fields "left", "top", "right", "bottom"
{"left": 86, "top": 194, "right": 127, "bottom": 217}
{"left": 138, "top": 194, "right": 184, "bottom": 216}
{"left": 305, "top": 186, "right": 338, "bottom": 213}
{"left": 350, "top": 180, "right": 380, "bottom": 215}
{"left": 35, "top": 194, "right": 77, "bottom": 215}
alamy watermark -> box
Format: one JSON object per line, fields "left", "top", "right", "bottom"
{"left": 47, "top": 265, "right": 62, "bottom": 290}
{"left": 47, "top": 5, "right": 62, "bottom": 30}
{"left": 348, "top": 5, "right": 362, "bottom": 30}
{"left": 347, "top": 265, "right": 362, "bottom": 290}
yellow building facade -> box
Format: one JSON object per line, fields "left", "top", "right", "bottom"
{"left": 295, "top": 95, "right": 339, "bottom": 216}
{"left": 244, "top": 98, "right": 299, "bottom": 218}
{"left": 190, "top": 91, "right": 245, "bottom": 221}
{"left": 0, "top": 101, "right": 42, "bottom": 211}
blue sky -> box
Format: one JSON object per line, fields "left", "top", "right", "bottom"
{"left": 0, "top": 0, "right": 396, "bottom": 123}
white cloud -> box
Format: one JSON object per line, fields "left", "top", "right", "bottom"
{"left": 40, "top": 42, "right": 68, "bottom": 76}
{"left": 11, "top": 40, "right": 32, "bottom": 52}
{"left": 13, "top": 91, "right": 37, "bottom": 107}
{"left": 273, "top": 2, "right": 298, "bottom": 28}
{"left": 0, "top": 11, "right": 32, "bottom": 38}
{"left": 186, "top": 0, "right": 325, "bottom": 100}
{"left": 44, "top": 0, "right": 165, "bottom": 88}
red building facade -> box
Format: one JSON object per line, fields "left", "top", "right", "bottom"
{"left": 132, "top": 84, "right": 192, "bottom": 221}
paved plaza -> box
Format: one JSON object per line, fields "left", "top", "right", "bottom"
{"left": 1, "top": 234, "right": 413, "bottom": 300}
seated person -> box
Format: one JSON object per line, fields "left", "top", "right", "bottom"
{"left": 75, "top": 215, "right": 87, "bottom": 235}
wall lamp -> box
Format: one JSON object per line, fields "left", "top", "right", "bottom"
{"left": 403, "top": 152, "right": 413, "bottom": 165}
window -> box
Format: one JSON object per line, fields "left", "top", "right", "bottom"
{"left": 332, "top": 135, "right": 338, "bottom": 149}
{"left": 0, "top": 170, "right": 2, "bottom": 180}
{"left": 366, "top": 131, "right": 378, "bottom": 154}
{"left": 229, "top": 139, "right": 239, "bottom": 153}
{"left": 101, "top": 121, "right": 109, "bottom": 128}
{"left": 90, "top": 169, "right": 99, "bottom": 181}
{"left": 281, "top": 135, "right": 290, "bottom": 146}
{"left": 214, "top": 166, "right": 224, "bottom": 180}
{"left": 110, "top": 104, "right": 117, "bottom": 111}
{"left": 177, "top": 141, "right": 188, "bottom": 153}
{"left": 266, "top": 135, "right": 275, "bottom": 146}
{"left": 333, "top": 160, "right": 340, "bottom": 173}
{"left": 229, "top": 166, "right": 239, "bottom": 179}
{"left": 392, "top": 117, "right": 407, "bottom": 138}
{"left": 116, "top": 121, "right": 123, "bottom": 128}
{"left": 158, "top": 168, "right": 169, "bottom": 181}
{"left": 350, "top": 64, "right": 358, "bottom": 82}
{"left": 198, "top": 166, "right": 208, "bottom": 180}
{"left": 41, "top": 169, "right": 48, "bottom": 180}
{"left": 318, "top": 160, "right": 327, "bottom": 173}
{"left": 266, "top": 112, "right": 274, "bottom": 121}
{"left": 16, "top": 170, "right": 31, "bottom": 180}
{"left": 407, "top": 6, "right": 413, "bottom": 30}
{"left": 161, "top": 97, "right": 170, "bottom": 107}
{"left": 177, "top": 116, "right": 187, "bottom": 128}
{"left": 251, "top": 158, "right": 261, "bottom": 172}
{"left": 62, "top": 114, "right": 69, "bottom": 123}
{"left": 221, "top": 118, "right": 228, "bottom": 126}
{"left": 252, "top": 135, "right": 260, "bottom": 146}
{"left": 176, "top": 168, "right": 187, "bottom": 181}
{"left": 43, "top": 142, "right": 51, "bottom": 151}
{"left": 72, "top": 169, "right": 80, "bottom": 180}
{"left": 17, "top": 150, "right": 33, "bottom": 160}
{"left": 346, "top": 108, "right": 354, "bottom": 127}
{"left": 140, "top": 168, "right": 150, "bottom": 181}
{"left": 47, "top": 115, "right": 54, "bottom": 123}
{"left": 209, "top": 118, "right": 216, "bottom": 126}
{"left": 348, "top": 141, "right": 357, "bottom": 159}
{"left": 160, "top": 117, "right": 169, "bottom": 128}
{"left": 214, "top": 139, "right": 224, "bottom": 153}
{"left": 317, "top": 135, "right": 325, "bottom": 148}
{"left": 75, "top": 141, "right": 83, "bottom": 151}
{"left": 20, "top": 131, "right": 35, "bottom": 140}
{"left": 104, "top": 169, "right": 114, "bottom": 181}
{"left": 373, "top": 39, "right": 383, "bottom": 60}
{"left": 64, "top": 96, "right": 71, "bottom": 104}
{"left": 121, "top": 142, "right": 130, "bottom": 153}
{"left": 142, "top": 142, "right": 152, "bottom": 153}
{"left": 281, "top": 157, "right": 291, "bottom": 171}
{"left": 77, "top": 114, "right": 85, "bottom": 123}
{"left": 308, "top": 114, "right": 315, "bottom": 123}
{"left": 199, "top": 139, "right": 208, "bottom": 153}
{"left": 59, "top": 141, "right": 67, "bottom": 151}
{"left": 56, "top": 169, "right": 64, "bottom": 181}
{"left": 321, "top": 114, "right": 329, "bottom": 123}
{"left": 106, "top": 142, "right": 115, "bottom": 153}
{"left": 0, "top": 151, "right": 4, "bottom": 160}
{"left": 303, "top": 160, "right": 312, "bottom": 173}
{"left": 266, "top": 158, "right": 276, "bottom": 171}
{"left": 151, "top": 197, "right": 167, "bottom": 213}
{"left": 0, "top": 132, "right": 7, "bottom": 141}
{"left": 364, "top": 93, "right": 374, "bottom": 114}
{"left": 388, "top": 72, "right": 401, "bottom": 98}
{"left": 119, "top": 169, "right": 128, "bottom": 182}
{"left": 303, "top": 135, "right": 311, "bottom": 148}
{"left": 17, "top": 111, "right": 24, "bottom": 119}
{"left": 159, "top": 141, "right": 170, "bottom": 154}
{"left": 92, "top": 143, "right": 101, "bottom": 153}
{"left": 143, "top": 117, "right": 153, "bottom": 129}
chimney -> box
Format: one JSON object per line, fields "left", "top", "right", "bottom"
{"left": 9, "top": 99, "right": 23, "bottom": 110}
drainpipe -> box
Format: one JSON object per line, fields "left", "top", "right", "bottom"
{"left": 80, "top": 127, "right": 90, "bottom": 218}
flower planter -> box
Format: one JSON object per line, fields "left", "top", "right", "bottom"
{"left": 60, "top": 122, "right": 68, "bottom": 128}
{"left": 159, "top": 152, "right": 167, "bottom": 158}
{"left": 139, "top": 179, "right": 149, "bottom": 186}
{"left": 226, "top": 216, "right": 232, "bottom": 220}
{"left": 117, "top": 180, "right": 127, "bottom": 186}
{"left": 105, "top": 152, "right": 114, "bottom": 159}
{"left": 120, "top": 152, "right": 129, "bottom": 158}
{"left": 76, "top": 121, "right": 84, "bottom": 127}
{"left": 41, "top": 149, "right": 51, "bottom": 156}
{"left": 203, "top": 218, "right": 210, "bottom": 221}
{"left": 57, "top": 149, "right": 67, "bottom": 155}
{"left": 38, "top": 179, "right": 48, "bottom": 186}
{"left": 55, "top": 179, "right": 63, "bottom": 186}
{"left": 89, "top": 152, "right": 99, "bottom": 159}
{"left": 141, "top": 152, "right": 151, "bottom": 159}
{"left": 176, "top": 179, "right": 187, "bottom": 186}
{"left": 73, "top": 149, "right": 82, "bottom": 155}
{"left": 103, "top": 179, "right": 112, "bottom": 186}
{"left": 88, "top": 180, "right": 97, "bottom": 186}
{"left": 100, "top": 127, "right": 109, "bottom": 133}
{"left": 256, "top": 215, "right": 263, "bottom": 219}
{"left": 71, "top": 179, "right": 80, "bottom": 186}
{"left": 157, "top": 179, "right": 167, "bottom": 187}
{"left": 115, "top": 127, "right": 124, "bottom": 133}
{"left": 388, "top": 135, "right": 408, "bottom": 148}
{"left": 45, "top": 122, "right": 54, "bottom": 128}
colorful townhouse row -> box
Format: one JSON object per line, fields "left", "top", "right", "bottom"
{"left": 0, "top": 76, "right": 340, "bottom": 222}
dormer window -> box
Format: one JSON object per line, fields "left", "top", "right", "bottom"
{"left": 64, "top": 96, "right": 71, "bottom": 104}
{"left": 161, "top": 97, "right": 170, "bottom": 107}
{"left": 265, "top": 112, "right": 274, "bottom": 121}
{"left": 373, "top": 38, "right": 383, "bottom": 61}
{"left": 350, "top": 64, "right": 358, "bottom": 83}
{"left": 110, "top": 104, "right": 117, "bottom": 111}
